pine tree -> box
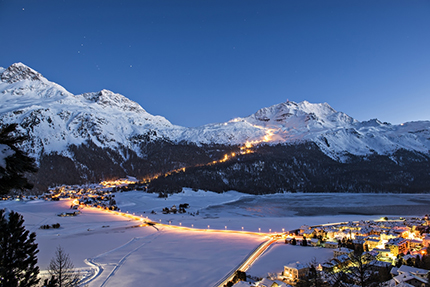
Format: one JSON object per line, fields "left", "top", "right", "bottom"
{"left": 302, "top": 235, "right": 308, "bottom": 246}
{"left": 0, "top": 123, "right": 37, "bottom": 195}
{"left": 48, "top": 246, "right": 79, "bottom": 287}
{"left": 0, "top": 209, "right": 40, "bottom": 286}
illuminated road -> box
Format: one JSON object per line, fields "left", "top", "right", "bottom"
{"left": 81, "top": 205, "right": 283, "bottom": 287}
{"left": 213, "top": 237, "right": 279, "bottom": 287}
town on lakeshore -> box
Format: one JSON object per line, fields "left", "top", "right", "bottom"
{"left": 3, "top": 178, "right": 430, "bottom": 287}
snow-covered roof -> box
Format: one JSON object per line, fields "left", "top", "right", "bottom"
{"left": 387, "top": 237, "right": 407, "bottom": 246}
{"left": 256, "top": 278, "right": 290, "bottom": 287}
{"left": 393, "top": 273, "right": 428, "bottom": 284}
{"left": 233, "top": 281, "right": 253, "bottom": 287}
{"left": 285, "top": 261, "right": 308, "bottom": 270}
{"left": 398, "top": 265, "right": 430, "bottom": 276}
{"left": 333, "top": 247, "right": 353, "bottom": 254}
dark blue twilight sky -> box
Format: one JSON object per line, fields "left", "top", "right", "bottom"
{"left": 1, "top": 0, "right": 429, "bottom": 127}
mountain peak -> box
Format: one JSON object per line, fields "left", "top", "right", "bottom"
{"left": 250, "top": 100, "right": 338, "bottom": 123}
{"left": 1, "top": 62, "right": 44, "bottom": 83}
{"left": 81, "top": 89, "right": 146, "bottom": 113}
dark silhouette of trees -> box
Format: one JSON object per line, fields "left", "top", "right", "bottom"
{"left": 308, "top": 258, "right": 324, "bottom": 287}
{"left": 328, "top": 253, "right": 381, "bottom": 287}
{"left": 0, "top": 124, "right": 37, "bottom": 195}
{"left": 147, "top": 143, "right": 430, "bottom": 195}
{"left": 42, "top": 275, "right": 59, "bottom": 287}
{"left": 48, "top": 246, "right": 79, "bottom": 287}
{"left": 302, "top": 236, "right": 308, "bottom": 246}
{"left": 0, "top": 209, "right": 40, "bottom": 286}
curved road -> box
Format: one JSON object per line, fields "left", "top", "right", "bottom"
{"left": 213, "top": 237, "right": 279, "bottom": 287}
{"left": 78, "top": 206, "right": 283, "bottom": 287}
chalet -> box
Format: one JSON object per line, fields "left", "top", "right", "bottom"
{"left": 321, "top": 255, "right": 351, "bottom": 273}
{"left": 365, "top": 237, "right": 381, "bottom": 250}
{"left": 387, "top": 238, "right": 410, "bottom": 256}
{"left": 368, "top": 260, "right": 392, "bottom": 274}
{"left": 381, "top": 232, "right": 398, "bottom": 241}
{"left": 299, "top": 225, "right": 311, "bottom": 234}
{"left": 391, "top": 273, "right": 427, "bottom": 287}
{"left": 372, "top": 248, "right": 392, "bottom": 262}
{"left": 356, "top": 227, "right": 372, "bottom": 237}
{"left": 335, "top": 254, "right": 351, "bottom": 269}
{"left": 397, "top": 265, "right": 429, "bottom": 280}
{"left": 422, "top": 234, "right": 430, "bottom": 248}
{"left": 309, "top": 238, "right": 319, "bottom": 247}
{"left": 256, "top": 278, "right": 289, "bottom": 287}
{"left": 57, "top": 211, "right": 80, "bottom": 217}
{"left": 409, "top": 239, "right": 423, "bottom": 250}
{"left": 324, "top": 241, "right": 338, "bottom": 249}
{"left": 333, "top": 247, "right": 353, "bottom": 258}
{"left": 284, "top": 262, "right": 309, "bottom": 282}
{"left": 321, "top": 259, "right": 337, "bottom": 273}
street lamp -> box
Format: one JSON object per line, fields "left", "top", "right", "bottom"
{"left": 269, "top": 229, "right": 271, "bottom": 233}
{"left": 207, "top": 225, "right": 210, "bottom": 229}
{"left": 225, "top": 226, "right": 227, "bottom": 230}
{"left": 242, "top": 227, "right": 244, "bottom": 231}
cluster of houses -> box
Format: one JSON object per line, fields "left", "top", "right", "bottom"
{"left": 294, "top": 217, "right": 430, "bottom": 261}
{"left": 1, "top": 194, "right": 40, "bottom": 201}
{"left": 238, "top": 216, "right": 430, "bottom": 287}
{"left": 45, "top": 182, "right": 121, "bottom": 211}
{"left": 248, "top": 262, "right": 430, "bottom": 287}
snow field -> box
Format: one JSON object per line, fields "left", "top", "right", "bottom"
{"left": 2, "top": 190, "right": 429, "bottom": 286}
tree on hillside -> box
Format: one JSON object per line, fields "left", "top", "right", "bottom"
{"left": 0, "top": 123, "right": 37, "bottom": 195}
{"left": 308, "top": 258, "right": 324, "bottom": 287}
{"left": 0, "top": 209, "right": 40, "bottom": 286}
{"left": 48, "top": 246, "right": 79, "bottom": 287}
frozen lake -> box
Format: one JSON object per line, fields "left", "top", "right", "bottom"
{"left": 201, "top": 193, "right": 430, "bottom": 217}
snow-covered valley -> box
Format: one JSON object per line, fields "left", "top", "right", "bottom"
{"left": 1, "top": 191, "right": 429, "bottom": 286}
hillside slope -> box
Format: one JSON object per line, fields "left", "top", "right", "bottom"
{"left": 1, "top": 63, "right": 429, "bottom": 192}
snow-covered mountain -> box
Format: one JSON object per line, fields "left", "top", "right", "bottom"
{"left": 180, "top": 106, "right": 429, "bottom": 167}
{"left": 0, "top": 63, "right": 185, "bottom": 160}
{"left": 1, "top": 63, "right": 429, "bottom": 191}
{"left": 1, "top": 62, "right": 430, "bottom": 160}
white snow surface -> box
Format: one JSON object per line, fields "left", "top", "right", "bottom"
{"left": 247, "top": 243, "right": 333, "bottom": 278}
{"left": 0, "top": 143, "right": 14, "bottom": 170}
{"left": 1, "top": 63, "right": 429, "bottom": 161}
{"left": 2, "top": 190, "right": 429, "bottom": 286}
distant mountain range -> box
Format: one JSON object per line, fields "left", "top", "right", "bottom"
{"left": 1, "top": 63, "right": 429, "bottom": 193}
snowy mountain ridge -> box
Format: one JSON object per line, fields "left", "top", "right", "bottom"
{"left": 1, "top": 62, "right": 429, "bottom": 163}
